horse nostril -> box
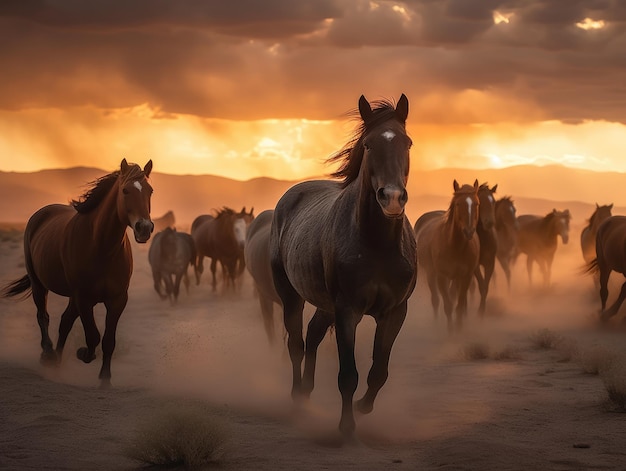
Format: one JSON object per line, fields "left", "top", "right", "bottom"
{"left": 376, "top": 188, "right": 387, "bottom": 202}
{"left": 400, "top": 189, "right": 408, "bottom": 205}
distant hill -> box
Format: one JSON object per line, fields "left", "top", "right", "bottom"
{"left": 0, "top": 165, "right": 624, "bottom": 232}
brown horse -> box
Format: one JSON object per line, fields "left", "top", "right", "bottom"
{"left": 152, "top": 210, "right": 176, "bottom": 233}
{"left": 417, "top": 180, "right": 480, "bottom": 330}
{"left": 581, "top": 203, "right": 613, "bottom": 264}
{"left": 474, "top": 183, "right": 498, "bottom": 314}
{"left": 191, "top": 207, "right": 252, "bottom": 290}
{"left": 516, "top": 209, "right": 571, "bottom": 287}
{"left": 270, "top": 95, "right": 416, "bottom": 438}
{"left": 494, "top": 196, "right": 519, "bottom": 290}
{"left": 586, "top": 216, "right": 626, "bottom": 321}
{"left": 1, "top": 159, "right": 154, "bottom": 387}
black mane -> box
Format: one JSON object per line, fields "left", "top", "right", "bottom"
{"left": 327, "top": 98, "right": 403, "bottom": 188}
{"left": 71, "top": 165, "right": 146, "bottom": 213}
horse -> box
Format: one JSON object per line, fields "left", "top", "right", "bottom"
{"left": 474, "top": 183, "right": 498, "bottom": 314}
{"left": 152, "top": 210, "right": 176, "bottom": 233}
{"left": 516, "top": 209, "right": 571, "bottom": 287}
{"left": 416, "top": 180, "right": 480, "bottom": 330}
{"left": 581, "top": 203, "right": 613, "bottom": 264}
{"left": 191, "top": 207, "right": 249, "bottom": 290}
{"left": 1, "top": 159, "right": 154, "bottom": 387}
{"left": 148, "top": 227, "right": 196, "bottom": 304}
{"left": 269, "top": 94, "right": 416, "bottom": 438}
{"left": 494, "top": 196, "right": 519, "bottom": 290}
{"left": 244, "top": 209, "right": 282, "bottom": 345}
{"left": 585, "top": 216, "right": 626, "bottom": 321}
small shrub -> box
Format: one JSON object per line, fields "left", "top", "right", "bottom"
{"left": 578, "top": 346, "right": 617, "bottom": 375}
{"left": 492, "top": 345, "right": 523, "bottom": 361}
{"left": 125, "top": 403, "right": 230, "bottom": 469}
{"left": 462, "top": 341, "right": 490, "bottom": 361}
{"left": 601, "top": 361, "right": 626, "bottom": 412}
{"left": 528, "top": 328, "right": 563, "bottom": 350}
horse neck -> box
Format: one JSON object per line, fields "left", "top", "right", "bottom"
{"left": 355, "top": 178, "right": 403, "bottom": 245}
{"left": 443, "top": 205, "right": 468, "bottom": 245}
{"left": 84, "top": 180, "right": 127, "bottom": 247}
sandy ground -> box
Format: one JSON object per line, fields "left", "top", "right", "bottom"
{"left": 2, "top": 224, "right": 626, "bottom": 471}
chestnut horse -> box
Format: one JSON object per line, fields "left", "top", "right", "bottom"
{"left": 270, "top": 95, "right": 416, "bottom": 438}
{"left": 1, "top": 159, "right": 154, "bottom": 387}
{"left": 494, "top": 196, "right": 519, "bottom": 290}
{"left": 581, "top": 203, "right": 613, "bottom": 264}
{"left": 585, "top": 216, "right": 626, "bottom": 321}
{"left": 191, "top": 207, "right": 253, "bottom": 290}
{"left": 516, "top": 209, "right": 571, "bottom": 287}
{"left": 417, "top": 180, "right": 480, "bottom": 330}
{"left": 474, "top": 183, "right": 498, "bottom": 314}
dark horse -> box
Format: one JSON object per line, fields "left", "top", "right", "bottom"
{"left": 244, "top": 209, "right": 282, "bottom": 345}
{"left": 148, "top": 227, "right": 196, "bottom": 304}
{"left": 581, "top": 203, "right": 613, "bottom": 264}
{"left": 585, "top": 216, "right": 626, "bottom": 321}
{"left": 516, "top": 209, "right": 571, "bottom": 287}
{"left": 191, "top": 207, "right": 253, "bottom": 290}
{"left": 269, "top": 95, "right": 416, "bottom": 438}
{"left": 474, "top": 183, "right": 498, "bottom": 314}
{"left": 494, "top": 196, "right": 518, "bottom": 290}
{"left": 416, "top": 180, "right": 480, "bottom": 330}
{"left": 1, "top": 159, "right": 154, "bottom": 386}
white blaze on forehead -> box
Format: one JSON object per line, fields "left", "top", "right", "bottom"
{"left": 133, "top": 181, "right": 142, "bottom": 192}
{"left": 233, "top": 218, "right": 247, "bottom": 245}
{"left": 488, "top": 195, "right": 494, "bottom": 203}
{"left": 466, "top": 197, "right": 473, "bottom": 221}
{"left": 382, "top": 130, "right": 396, "bottom": 141}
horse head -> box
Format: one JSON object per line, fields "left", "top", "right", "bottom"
{"left": 496, "top": 196, "right": 518, "bottom": 231}
{"left": 478, "top": 183, "right": 497, "bottom": 230}
{"left": 590, "top": 203, "right": 613, "bottom": 230}
{"left": 452, "top": 179, "right": 480, "bottom": 240}
{"left": 358, "top": 94, "right": 412, "bottom": 219}
{"left": 553, "top": 208, "right": 571, "bottom": 244}
{"left": 118, "top": 158, "right": 154, "bottom": 243}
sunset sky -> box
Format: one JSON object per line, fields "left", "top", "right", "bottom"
{"left": 1, "top": 0, "right": 626, "bottom": 181}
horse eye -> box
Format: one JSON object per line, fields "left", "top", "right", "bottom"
{"left": 363, "top": 143, "right": 370, "bottom": 150}
{"left": 123, "top": 188, "right": 129, "bottom": 195}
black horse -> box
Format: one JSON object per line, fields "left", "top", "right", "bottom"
{"left": 269, "top": 94, "right": 417, "bottom": 438}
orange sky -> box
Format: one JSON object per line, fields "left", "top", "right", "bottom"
{"left": 1, "top": 1, "right": 626, "bottom": 180}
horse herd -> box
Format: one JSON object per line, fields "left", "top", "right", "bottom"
{"left": 2, "top": 94, "right": 625, "bottom": 440}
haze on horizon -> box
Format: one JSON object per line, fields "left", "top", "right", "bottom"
{"left": 1, "top": 1, "right": 626, "bottom": 181}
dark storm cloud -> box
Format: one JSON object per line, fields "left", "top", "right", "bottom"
{"left": 2, "top": 0, "right": 626, "bottom": 123}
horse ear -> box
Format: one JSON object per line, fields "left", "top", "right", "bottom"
{"left": 453, "top": 180, "right": 460, "bottom": 192}
{"left": 609, "top": 203, "right": 614, "bottom": 210}
{"left": 473, "top": 179, "right": 479, "bottom": 190}
{"left": 358, "top": 95, "right": 373, "bottom": 123}
{"left": 250, "top": 206, "right": 254, "bottom": 216}
{"left": 121, "top": 158, "right": 129, "bottom": 173}
{"left": 596, "top": 203, "right": 599, "bottom": 208}
{"left": 395, "top": 94, "right": 409, "bottom": 123}
{"left": 143, "top": 159, "right": 153, "bottom": 177}
{"left": 491, "top": 184, "right": 498, "bottom": 193}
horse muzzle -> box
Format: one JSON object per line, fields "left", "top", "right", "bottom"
{"left": 133, "top": 219, "right": 154, "bottom": 243}
{"left": 377, "top": 185, "right": 407, "bottom": 219}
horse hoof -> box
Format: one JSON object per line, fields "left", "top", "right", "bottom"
{"left": 40, "top": 350, "right": 58, "bottom": 366}
{"left": 76, "top": 347, "right": 96, "bottom": 363}
{"left": 98, "top": 378, "right": 112, "bottom": 390}
{"left": 355, "top": 398, "right": 374, "bottom": 415}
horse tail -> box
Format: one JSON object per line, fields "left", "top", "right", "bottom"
{"left": 1, "top": 274, "right": 32, "bottom": 299}
{"left": 582, "top": 258, "right": 599, "bottom": 276}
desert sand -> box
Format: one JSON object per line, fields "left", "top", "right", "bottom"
{"left": 2, "top": 206, "right": 626, "bottom": 470}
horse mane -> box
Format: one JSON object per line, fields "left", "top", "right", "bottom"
{"left": 495, "top": 196, "right": 514, "bottom": 209}
{"left": 327, "top": 98, "right": 403, "bottom": 188}
{"left": 214, "top": 207, "right": 236, "bottom": 219}
{"left": 71, "top": 165, "right": 147, "bottom": 213}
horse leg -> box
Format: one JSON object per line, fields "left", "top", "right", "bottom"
{"left": 480, "top": 257, "right": 495, "bottom": 314}
{"left": 356, "top": 302, "right": 407, "bottom": 415}
{"left": 152, "top": 268, "right": 166, "bottom": 300}
{"left": 258, "top": 292, "right": 276, "bottom": 345}
{"left": 436, "top": 275, "right": 453, "bottom": 332}
{"left": 599, "top": 266, "right": 610, "bottom": 311}
{"left": 31, "top": 280, "right": 56, "bottom": 364}
{"left": 99, "top": 293, "right": 128, "bottom": 388}
{"left": 183, "top": 268, "right": 190, "bottom": 295}
{"left": 195, "top": 255, "right": 204, "bottom": 285}
{"left": 173, "top": 272, "right": 183, "bottom": 304}
{"left": 56, "top": 298, "right": 79, "bottom": 358}
{"left": 474, "top": 266, "right": 486, "bottom": 316}
{"left": 426, "top": 270, "right": 439, "bottom": 317}
{"left": 334, "top": 306, "right": 360, "bottom": 437}
{"left": 302, "top": 309, "right": 333, "bottom": 396}
{"left": 601, "top": 280, "right": 626, "bottom": 322}
{"left": 526, "top": 256, "right": 534, "bottom": 287}
{"left": 455, "top": 275, "right": 472, "bottom": 330}
{"left": 210, "top": 258, "right": 218, "bottom": 291}
{"left": 76, "top": 299, "right": 99, "bottom": 365}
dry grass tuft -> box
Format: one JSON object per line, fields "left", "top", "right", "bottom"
{"left": 462, "top": 341, "right": 490, "bottom": 361}
{"left": 528, "top": 328, "right": 563, "bottom": 350}
{"left": 125, "top": 403, "right": 230, "bottom": 469}
{"left": 600, "top": 360, "right": 626, "bottom": 412}
{"left": 577, "top": 346, "right": 618, "bottom": 375}
{"left": 491, "top": 345, "right": 523, "bottom": 361}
